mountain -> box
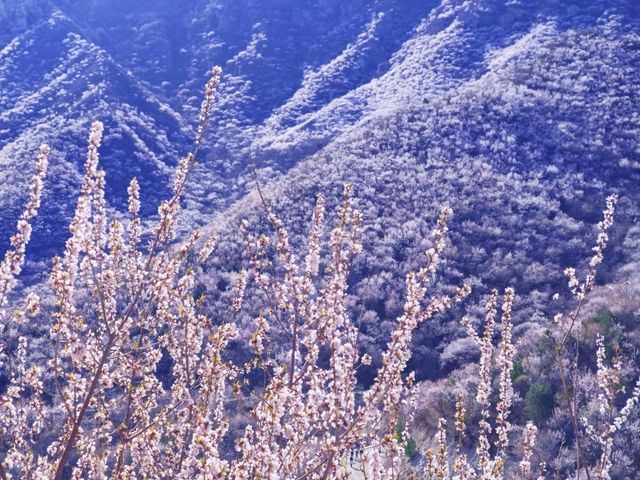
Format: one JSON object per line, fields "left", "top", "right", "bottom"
{"left": 193, "top": 0, "right": 640, "bottom": 380}
{"left": 0, "top": 0, "right": 639, "bottom": 370}
{"left": 0, "top": 0, "right": 53, "bottom": 43}
{"left": 0, "top": 10, "right": 189, "bottom": 261}
{"left": 1, "top": 1, "right": 640, "bottom": 475}
{"left": 0, "top": 1, "right": 432, "bottom": 259}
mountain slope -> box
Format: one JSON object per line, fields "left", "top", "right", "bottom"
{"left": 0, "top": 0, "right": 638, "bottom": 356}
{"left": 0, "top": 11, "right": 189, "bottom": 260}
{"left": 196, "top": 1, "right": 640, "bottom": 380}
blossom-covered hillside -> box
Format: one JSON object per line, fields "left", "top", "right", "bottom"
{"left": 1, "top": 0, "right": 638, "bottom": 368}
{"left": 196, "top": 0, "right": 640, "bottom": 379}
{"left": 1, "top": 1, "right": 637, "bottom": 251}
{"left": 1, "top": 0, "right": 640, "bottom": 477}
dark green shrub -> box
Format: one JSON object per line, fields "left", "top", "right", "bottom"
{"left": 510, "top": 358, "right": 525, "bottom": 383}
{"left": 404, "top": 435, "right": 418, "bottom": 459}
{"left": 395, "top": 421, "right": 418, "bottom": 459}
{"left": 584, "top": 309, "right": 614, "bottom": 338}
{"left": 524, "top": 383, "right": 555, "bottom": 425}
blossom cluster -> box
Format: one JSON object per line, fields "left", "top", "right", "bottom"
{"left": 0, "top": 144, "right": 49, "bottom": 328}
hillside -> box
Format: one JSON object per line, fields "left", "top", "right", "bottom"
{"left": 196, "top": 1, "right": 640, "bottom": 380}
{"left": 1, "top": 0, "right": 640, "bottom": 477}
{"left": 1, "top": 0, "right": 638, "bottom": 371}
{"left": 0, "top": 10, "right": 189, "bottom": 261}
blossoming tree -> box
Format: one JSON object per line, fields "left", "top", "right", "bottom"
{"left": 0, "top": 68, "right": 637, "bottom": 480}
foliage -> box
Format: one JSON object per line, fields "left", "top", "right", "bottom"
{"left": 510, "top": 358, "right": 525, "bottom": 385}
{"left": 395, "top": 422, "right": 418, "bottom": 459}
{"left": 524, "top": 383, "right": 555, "bottom": 426}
